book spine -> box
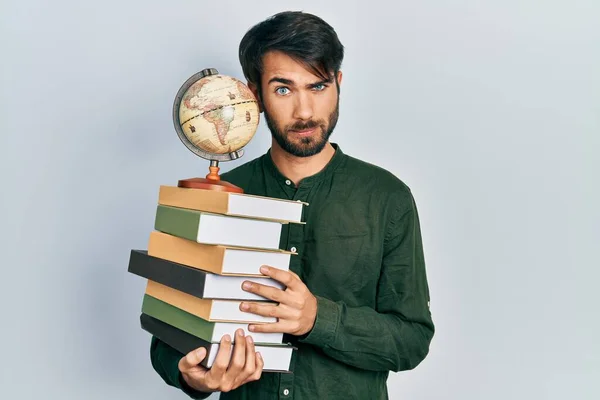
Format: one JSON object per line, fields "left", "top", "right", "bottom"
{"left": 142, "top": 295, "right": 216, "bottom": 342}
{"left": 148, "top": 231, "right": 225, "bottom": 275}
{"left": 158, "top": 185, "right": 230, "bottom": 214}
{"left": 128, "top": 250, "right": 208, "bottom": 299}
{"left": 141, "top": 313, "right": 213, "bottom": 368}
{"left": 154, "top": 205, "right": 200, "bottom": 242}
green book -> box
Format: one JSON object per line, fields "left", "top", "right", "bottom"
{"left": 154, "top": 205, "right": 284, "bottom": 251}
{"left": 141, "top": 294, "right": 283, "bottom": 344}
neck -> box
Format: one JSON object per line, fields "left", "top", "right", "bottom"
{"left": 270, "top": 140, "right": 336, "bottom": 185}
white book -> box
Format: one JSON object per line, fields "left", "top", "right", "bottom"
{"left": 204, "top": 342, "right": 293, "bottom": 371}
{"left": 203, "top": 274, "right": 284, "bottom": 301}
{"left": 209, "top": 322, "right": 283, "bottom": 344}
{"left": 220, "top": 246, "right": 292, "bottom": 275}
{"left": 209, "top": 299, "right": 275, "bottom": 323}
{"left": 197, "top": 213, "right": 282, "bottom": 250}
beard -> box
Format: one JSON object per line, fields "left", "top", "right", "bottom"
{"left": 263, "top": 97, "right": 339, "bottom": 158}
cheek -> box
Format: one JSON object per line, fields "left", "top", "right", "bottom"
{"left": 317, "top": 94, "right": 338, "bottom": 116}
{"left": 265, "top": 98, "right": 292, "bottom": 124}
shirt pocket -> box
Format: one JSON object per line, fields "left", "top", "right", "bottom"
{"left": 305, "top": 225, "right": 380, "bottom": 304}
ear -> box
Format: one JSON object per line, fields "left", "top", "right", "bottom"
{"left": 336, "top": 70, "right": 343, "bottom": 87}
{"left": 247, "top": 82, "right": 264, "bottom": 113}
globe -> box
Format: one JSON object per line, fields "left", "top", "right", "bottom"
{"left": 173, "top": 68, "right": 260, "bottom": 161}
{"left": 172, "top": 68, "right": 259, "bottom": 192}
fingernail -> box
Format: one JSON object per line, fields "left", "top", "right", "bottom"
{"left": 246, "top": 335, "right": 253, "bottom": 344}
{"left": 223, "top": 334, "right": 231, "bottom": 342}
{"left": 240, "top": 303, "right": 249, "bottom": 311}
{"left": 248, "top": 325, "right": 255, "bottom": 331}
{"left": 242, "top": 282, "right": 252, "bottom": 290}
{"left": 260, "top": 266, "right": 268, "bottom": 274}
{"left": 256, "top": 352, "right": 262, "bottom": 360}
{"left": 237, "top": 329, "right": 244, "bottom": 337}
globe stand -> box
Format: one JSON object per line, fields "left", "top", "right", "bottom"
{"left": 177, "top": 160, "right": 244, "bottom": 193}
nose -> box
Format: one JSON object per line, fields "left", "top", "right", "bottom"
{"left": 292, "top": 91, "right": 314, "bottom": 121}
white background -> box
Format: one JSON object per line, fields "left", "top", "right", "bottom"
{"left": 1, "top": 1, "right": 598, "bottom": 399}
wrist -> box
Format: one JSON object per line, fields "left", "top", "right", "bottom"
{"left": 297, "top": 293, "right": 318, "bottom": 336}
{"left": 179, "top": 372, "right": 214, "bottom": 395}
{"left": 298, "top": 295, "right": 340, "bottom": 347}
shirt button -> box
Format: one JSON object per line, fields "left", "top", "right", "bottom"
{"left": 283, "top": 389, "right": 290, "bottom": 395}
{"left": 285, "top": 179, "right": 291, "bottom": 185}
{"left": 290, "top": 246, "right": 297, "bottom": 253}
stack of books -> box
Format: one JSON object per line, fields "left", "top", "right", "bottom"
{"left": 128, "top": 185, "right": 306, "bottom": 372}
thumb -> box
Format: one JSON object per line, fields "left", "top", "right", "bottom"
{"left": 178, "top": 347, "right": 208, "bottom": 373}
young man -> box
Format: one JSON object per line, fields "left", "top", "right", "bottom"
{"left": 150, "top": 11, "right": 434, "bottom": 399}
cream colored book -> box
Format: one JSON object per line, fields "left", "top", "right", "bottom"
{"left": 158, "top": 185, "right": 307, "bottom": 223}
{"left": 142, "top": 294, "right": 283, "bottom": 344}
{"left": 148, "top": 231, "right": 293, "bottom": 276}
{"left": 145, "top": 280, "right": 276, "bottom": 324}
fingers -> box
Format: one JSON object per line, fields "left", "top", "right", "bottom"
{"left": 254, "top": 352, "right": 265, "bottom": 380}
{"left": 249, "top": 321, "right": 294, "bottom": 333}
{"left": 242, "top": 281, "right": 288, "bottom": 303}
{"left": 224, "top": 329, "right": 247, "bottom": 379}
{"left": 241, "top": 302, "right": 298, "bottom": 321}
{"left": 179, "top": 332, "right": 265, "bottom": 393}
{"left": 259, "top": 266, "right": 298, "bottom": 289}
{"left": 206, "top": 334, "right": 232, "bottom": 379}
{"left": 237, "top": 334, "right": 256, "bottom": 384}
{"left": 244, "top": 349, "right": 264, "bottom": 383}
{"left": 220, "top": 331, "right": 264, "bottom": 384}
{"left": 178, "top": 346, "right": 208, "bottom": 372}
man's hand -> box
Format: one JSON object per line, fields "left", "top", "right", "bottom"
{"left": 178, "top": 329, "right": 264, "bottom": 393}
{"left": 241, "top": 266, "right": 318, "bottom": 336}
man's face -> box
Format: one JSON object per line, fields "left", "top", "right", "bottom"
{"left": 252, "top": 51, "right": 342, "bottom": 157}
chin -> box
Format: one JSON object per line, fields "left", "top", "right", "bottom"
{"left": 283, "top": 137, "right": 329, "bottom": 157}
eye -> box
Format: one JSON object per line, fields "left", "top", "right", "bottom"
{"left": 275, "top": 87, "right": 290, "bottom": 96}
{"left": 312, "top": 83, "right": 327, "bottom": 91}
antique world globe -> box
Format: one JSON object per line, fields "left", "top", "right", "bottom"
{"left": 172, "top": 68, "right": 260, "bottom": 192}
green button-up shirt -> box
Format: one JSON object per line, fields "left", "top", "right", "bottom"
{"left": 149, "top": 143, "right": 434, "bottom": 399}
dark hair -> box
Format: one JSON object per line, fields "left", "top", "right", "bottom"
{"left": 238, "top": 11, "right": 344, "bottom": 95}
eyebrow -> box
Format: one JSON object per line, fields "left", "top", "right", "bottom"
{"left": 267, "top": 76, "right": 333, "bottom": 88}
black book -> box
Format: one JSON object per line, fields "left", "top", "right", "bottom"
{"left": 141, "top": 313, "right": 294, "bottom": 372}
{"left": 128, "top": 250, "right": 283, "bottom": 301}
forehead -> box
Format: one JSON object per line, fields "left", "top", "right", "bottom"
{"left": 261, "top": 51, "right": 325, "bottom": 84}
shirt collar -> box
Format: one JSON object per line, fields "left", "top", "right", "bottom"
{"left": 262, "top": 142, "right": 345, "bottom": 188}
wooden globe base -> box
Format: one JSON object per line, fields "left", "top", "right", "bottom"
{"left": 177, "top": 166, "right": 244, "bottom": 193}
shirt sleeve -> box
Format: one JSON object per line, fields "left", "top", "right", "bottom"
{"left": 298, "top": 190, "right": 435, "bottom": 372}
{"left": 149, "top": 336, "right": 214, "bottom": 399}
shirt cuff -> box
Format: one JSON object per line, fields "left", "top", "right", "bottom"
{"left": 298, "top": 295, "right": 340, "bottom": 347}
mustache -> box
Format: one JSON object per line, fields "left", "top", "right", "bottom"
{"left": 288, "top": 120, "right": 324, "bottom": 131}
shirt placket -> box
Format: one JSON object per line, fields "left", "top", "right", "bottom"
{"left": 278, "top": 184, "right": 310, "bottom": 400}
{"left": 278, "top": 177, "right": 297, "bottom": 200}
{"left": 287, "top": 184, "right": 310, "bottom": 268}
{"left": 278, "top": 372, "right": 294, "bottom": 399}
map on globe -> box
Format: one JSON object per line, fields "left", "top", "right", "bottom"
{"left": 178, "top": 74, "right": 260, "bottom": 155}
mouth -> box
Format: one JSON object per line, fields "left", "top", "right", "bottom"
{"left": 289, "top": 127, "right": 317, "bottom": 137}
